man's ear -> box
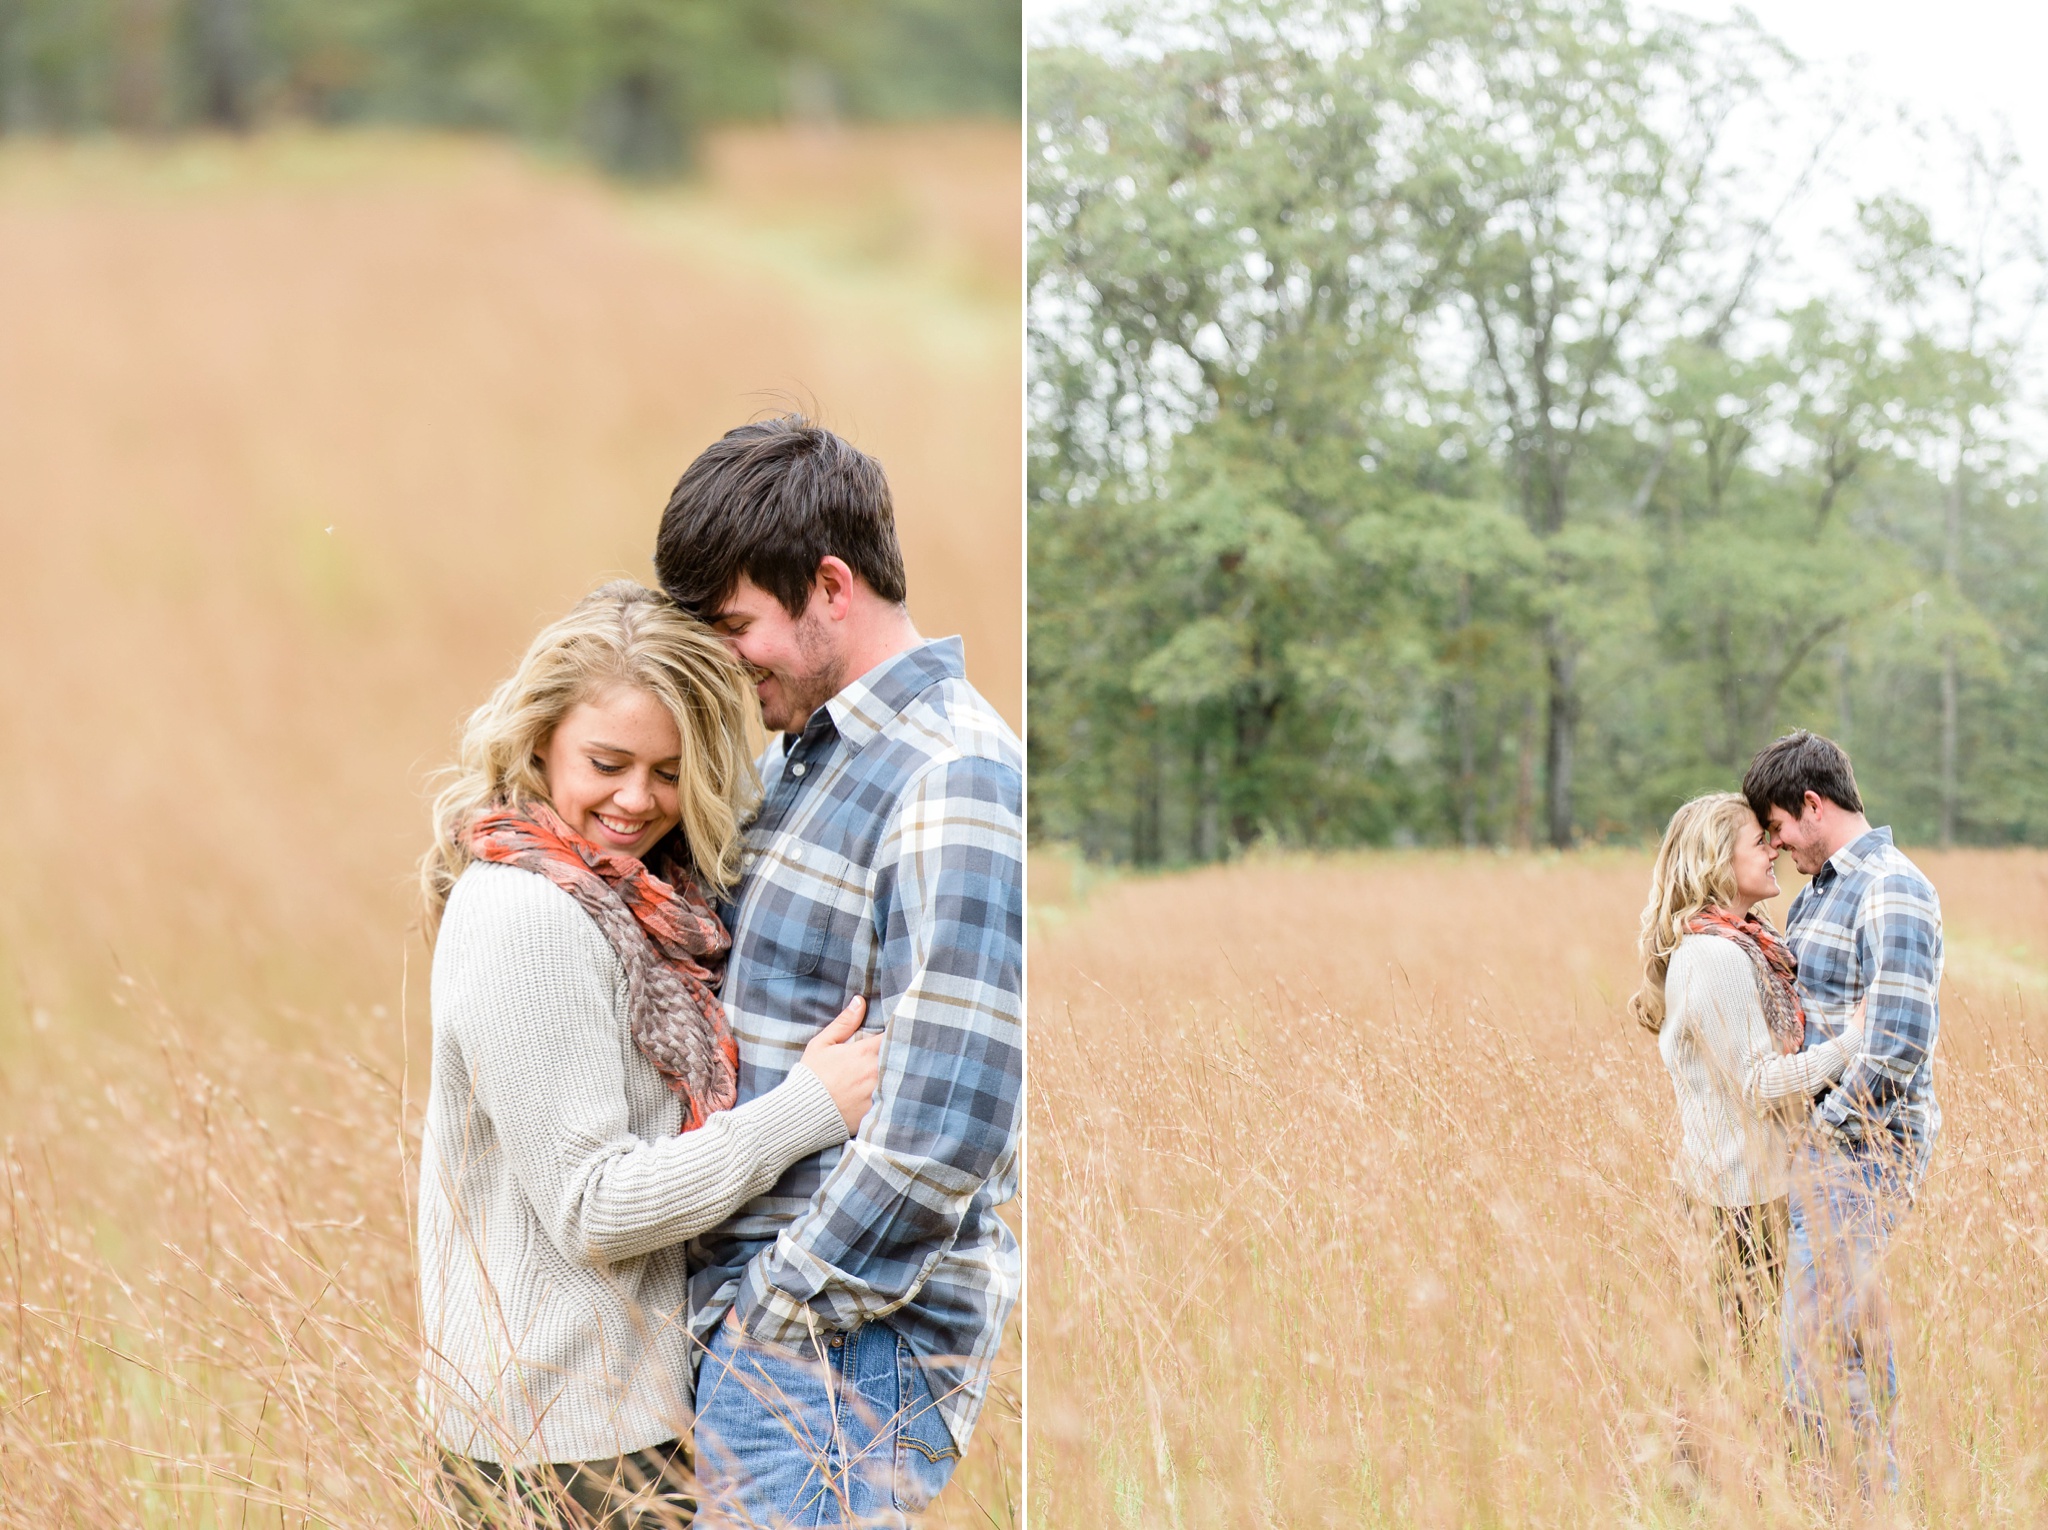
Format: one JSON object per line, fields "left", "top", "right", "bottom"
{"left": 1802, "top": 789, "right": 1827, "bottom": 822}
{"left": 814, "top": 555, "right": 857, "bottom": 621}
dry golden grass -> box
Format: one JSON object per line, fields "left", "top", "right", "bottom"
{"left": 0, "top": 124, "right": 1019, "bottom": 1527}
{"left": 1028, "top": 847, "right": 2048, "bottom": 1527}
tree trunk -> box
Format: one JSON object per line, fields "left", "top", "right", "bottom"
{"left": 192, "top": 0, "right": 254, "bottom": 131}
{"left": 114, "top": 0, "right": 175, "bottom": 131}
{"left": 1833, "top": 642, "right": 1853, "bottom": 745}
{"left": 1512, "top": 695, "right": 1537, "bottom": 850}
{"left": 1938, "top": 640, "right": 1958, "bottom": 848}
{"left": 1453, "top": 574, "right": 1479, "bottom": 848}
{"left": 1227, "top": 745, "right": 1258, "bottom": 850}
{"left": 1939, "top": 440, "right": 1966, "bottom": 848}
{"left": 1543, "top": 619, "right": 1579, "bottom": 849}
{"left": 1483, "top": 702, "right": 1512, "bottom": 848}
{"left": 1227, "top": 687, "right": 1278, "bottom": 851}
{"left": 0, "top": 0, "right": 30, "bottom": 132}
{"left": 593, "top": 68, "right": 689, "bottom": 178}
{"left": 1456, "top": 689, "right": 1479, "bottom": 848}
{"left": 1133, "top": 728, "right": 1162, "bottom": 867}
{"left": 1193, "top": 732, "right": 1219, "bottom": 863}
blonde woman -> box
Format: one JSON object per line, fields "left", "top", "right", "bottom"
{"left": 1630, "top": 792, "right": 1863, "bottom": 1340}
{"left": 416, "top": 581, "right": 879, "bottom": 1527}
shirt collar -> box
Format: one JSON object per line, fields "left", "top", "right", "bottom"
{"left": 783, "top": 706, "right": 837, "bottom": 755}
{"left": 1818, "top": 824, "right": 1892, "bottom": 884}
{"left": 812, "top": 637, "right": 963, "bottom": 756}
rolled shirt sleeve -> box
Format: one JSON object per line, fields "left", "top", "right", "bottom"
{"left": 1814, "top": 871, "right": 1942, "bottom": 1140}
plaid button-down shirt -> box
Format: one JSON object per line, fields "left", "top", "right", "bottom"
{"left": 1785, "top": 826, "right": 1943, "bottom": 1163}
{"left": 686, "top": 637, "right": 1023, "bottom": 1451}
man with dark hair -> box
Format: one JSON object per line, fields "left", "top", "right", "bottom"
{"left": 653, "top": 417, "right": 1022, "bottom": 1527}
{"left": 1741, "top": 729, "right": 1942, "bottom": 1493}
{"left": 656, "top": 416, "right": 906, "bottom": 630}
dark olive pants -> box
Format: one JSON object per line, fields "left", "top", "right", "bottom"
{"left": 440, "top": 1440, "right": 695, "bottom": 1529}
{"left": 1710, "top": 1196, "right": 1788, "bottom": 1349}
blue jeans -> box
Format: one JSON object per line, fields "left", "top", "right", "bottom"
{"left": 693, "top": 1320, "right": 960, "bottom": 1528}
{"left": 1782, "top": 1140, "right": 1912, "bottom": 1495}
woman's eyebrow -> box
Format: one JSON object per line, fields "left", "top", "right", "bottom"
{"left": 584, "top": 739, "right": 681, "bottom": 765}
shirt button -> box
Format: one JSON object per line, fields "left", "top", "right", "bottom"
{"left": 790, "top": 763, "right": 807, "bottom": 777}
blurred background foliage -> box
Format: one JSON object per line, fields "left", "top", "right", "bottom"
{"left": 1030, "top": 0, "right": 2048, "bottom": 860}
{"left": 0, "top": 0, "right": 1020, "bottom": 174}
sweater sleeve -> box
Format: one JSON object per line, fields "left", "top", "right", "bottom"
{"left": 1667, "top": 937, "right": 1856, "bottom": 1110}
{"left": 438, "top": 865, "right": 849, "bottom": 1267}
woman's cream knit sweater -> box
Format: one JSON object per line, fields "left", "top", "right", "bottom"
{"left": 417, "top": 860, "right": 847, "bottom": 1465}
{"left": 1657, "top": 933, "right": 1859, "bottom": 1208}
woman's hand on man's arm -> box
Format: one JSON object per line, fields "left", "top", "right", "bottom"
{"left": 1838, "top": 995, "right": 1867, "bottom": 1056}
{"left": 448, "top": 871, "right": 849, "bottom": 1268}
{"left": 800, "top": 995, "right": 882, "bottom": 1134}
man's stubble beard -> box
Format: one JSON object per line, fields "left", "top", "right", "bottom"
{"left": 1787, "top": 830, "right": 1826, "bottom": 878}
{"left": 761, "top": 608, "right": 847, "bottom": 735}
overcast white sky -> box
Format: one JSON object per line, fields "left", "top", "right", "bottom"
{"left": 1662, "top": 0, "right": 2048, "bottom": 176}
{"left": 1024, "top": 0, "right": 2048, "bottom": 251}
{"left": 1025, "top": 0, "right": 2048, "bottom": 406}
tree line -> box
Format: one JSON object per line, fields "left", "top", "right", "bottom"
{"left": 0, "top": 0, "right": 1019, "bottom": 174}
{"left": 1030, "top": 0, "right": 2048, "bottom": 860}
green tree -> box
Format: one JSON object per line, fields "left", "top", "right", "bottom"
{"left": 1031, "top": 0, "right": 2048, "bottom": 860}
{"left": 1031, "top": 14, "right": 1428, "bottom": 854}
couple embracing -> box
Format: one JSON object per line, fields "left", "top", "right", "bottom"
{"left": 1635, "top": 730, "right": 1941, "bottom": 1495}
{"left": 413, "top": 417, "right": 1022, "bottom": 1527}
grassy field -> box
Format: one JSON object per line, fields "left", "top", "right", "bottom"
{"left": 0, "top": 124, "right": 1019, "bottom": 1527}
{"left": 1029, "top": 847, "right": 2048, "bottom": 1527}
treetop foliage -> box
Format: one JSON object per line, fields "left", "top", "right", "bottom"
{"left": 1030, "top": 0, "right": 2048, "bottom": 859}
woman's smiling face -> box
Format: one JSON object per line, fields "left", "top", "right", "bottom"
{"left": 538, "top": 684, "right": 684, "bottom": 861}
{"left": 1729, "top": 804, "right": 1781, "bottom": 913}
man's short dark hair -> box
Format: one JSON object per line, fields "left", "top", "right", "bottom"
{"left": 1742, "top": 729, "right": 1864, "bottom": 824}
{"left": 654, "top": 416, "right": 907, "bottom": 619}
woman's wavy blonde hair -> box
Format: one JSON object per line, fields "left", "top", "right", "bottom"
{"left": 418, "top": 580, "right": 760, "bottom": 937}
{"left": 1628, "top": 791, "right": 1764, "bottom": 1034}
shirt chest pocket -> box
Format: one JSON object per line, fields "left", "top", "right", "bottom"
{"left": 738, "top": 835, "right": 877, "bottom": 986}
{"left": 749, "top": 912, "right": 830, "bottom": 977}
{"left": 738, "top": 849, "right": 837, "bottom": 978}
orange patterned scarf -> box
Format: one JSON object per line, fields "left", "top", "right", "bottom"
{"left": 1687, "top": 904, "right": 1806, "bottom": 1055}
{"left": 469, "top": 801, "right": 738, "bottom": 1131}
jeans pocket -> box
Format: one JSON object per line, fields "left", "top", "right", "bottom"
{"left": 891, "top": 1339, "right": 961, "bottom": 1514}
